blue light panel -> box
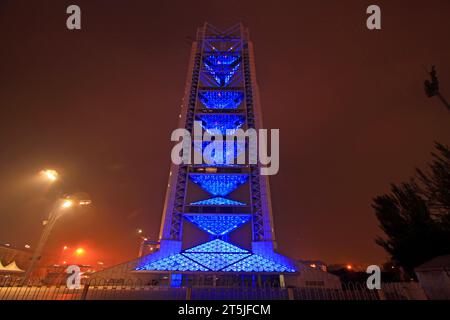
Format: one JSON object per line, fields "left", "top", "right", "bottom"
{"left": 205, "top": 54, "right": 240, "bottom": 66}
{"left": 197, "top": 114, "right": 245, "bottom": 135}
{"left": 222, "top": 254, "right": 297, "bottom": 273}
{"left": 184, "top": 239, "right": 249, "bottom": 253}
{"left": 184, "top": 215, "right": 251, "bottom": 236}
{"left": 193, "top": 140, "right": 245, "bottom": 165}
{"left": 203, "top": 54, "right": 241, "bottom": 86}
{"left": 135, "top": 239, "right": 297, "bottom": 272}
{"left": 190, "top": 174, "right": 248, "bottom": 196}
{"left": 198, "top": 91, "right": 244, "bottom": 109}
{"left": 135, "top": 254, "right": 208, "bottom": 272}
{"left": 183, "top": 253, "right": 250, "bottom": 271}
{"left": 190, "top": 197, "right": 245, "bottom": 206}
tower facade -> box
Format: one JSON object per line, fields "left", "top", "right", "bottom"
{"left": 136, "top": 23, "right": 296, "bottom": 286}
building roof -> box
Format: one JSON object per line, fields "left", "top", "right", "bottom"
{"left": 415, "top": 254, "right": 450, "bottom": 272}
{"left": 0, "top": 261, "right": 24, "bottom": 273}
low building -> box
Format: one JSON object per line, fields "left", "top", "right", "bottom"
{"left": 415, "top": 254, "right": 450, "bottom": 300}
{"left": 284, "top": 262, "right": 341, "bottom": 289}
{"left": 0, "top": 244, "right": 31, "bottom": 270}
{"left": 298, "top": 260, "right": 328, "bottom": 272}
{"left": 0, "top": 244, "right": 31, "bottom": 281}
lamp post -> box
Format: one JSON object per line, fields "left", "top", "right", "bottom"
{"left": 136, "top": 229, "right": 159, "bottom": 258}
{"left": 136, "top": 229, "right": 147, "bottom": 258}
{"left": 424, "top": 65, "right": 450, "bottom": 112}
{"left": 23, "top": 198, "right": 73, "bottom": 282}
{"left": 23, "top": 170, "right": 91, "bottom": 283}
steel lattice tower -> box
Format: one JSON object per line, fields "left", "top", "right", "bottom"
{"left": 135, "top": 23, "right": 296, "bottom": 286}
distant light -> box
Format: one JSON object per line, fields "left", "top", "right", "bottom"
{"left": 97, "top": 261, "right": 104, "bottom": 265}
{"left": 63, "top": 245, "right": 68, "bottom": 251}
{"left": 310, "top": 264, "right": 316, "bottom": 268}
{"left": 137, "top": 229, "right": 143, "bottom": 234}
{"left": 346, "top": 264, "right": 353, "bottom": 271}
{"left": 61, "top": 199, "right": 73, "bottom": 208}
{"left": 41, "top": 169, "right": 59, "bottom": 181}
{"left": 79, "top": 200, "right": 92, "bottom": 206}
{"left": 75, "top": 248, "right": 85, "bottom": 255}
{"left": 4, "top": 243, "right": 10, "bottom": 247}
{"left": 24, "top": 244, "right": 31, "bottom": 249}
{"left": 63, "top": 261, "right": 67, "bottom": 264}
{"left": 143, "top": 237, "right": 148, "bottom": 241}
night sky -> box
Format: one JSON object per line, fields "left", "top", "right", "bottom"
{"left": 1, "top": 0, "right": 449, "bottom": 267}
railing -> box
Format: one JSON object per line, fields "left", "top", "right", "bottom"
{"left": 0, "top": 277, "right": 432, "bottom": 300}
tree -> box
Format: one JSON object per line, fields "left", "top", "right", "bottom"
{"left": 373, "top": 143, "right": 450, "bottom": 276}
{"left": 416, "top": 143, "right": 450, "bottom": 222}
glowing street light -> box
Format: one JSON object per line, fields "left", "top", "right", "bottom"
{"left": 23, "top": 171, "right": 93, "bottom": 283}
{"left": 136, "top": 230, "right": 154, "bottom": 258}
{"left": 41, "top": 169, "right": 59, "bottom": 182}
{"left": 61, "top": 199, "right": 73, "bottom": 208}
{"left": 75, "top": 247, "right": 85, "bottom": 255}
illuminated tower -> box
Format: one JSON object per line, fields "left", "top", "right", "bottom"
{"left": 136, "top": 23, "right": 296, "bottom": 286}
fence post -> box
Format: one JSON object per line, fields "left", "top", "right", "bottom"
{"left": 81, "top": 284, "right": 90, "bottom": 300}
{"left": 186, "top": 287, "right": 192, "bottom": 300}
{"left": 287, "top": 287, "right": 294, "bottom": 300}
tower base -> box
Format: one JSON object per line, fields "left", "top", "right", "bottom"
{"left": 135, "top": 239, "right": 296, "bottom": 278}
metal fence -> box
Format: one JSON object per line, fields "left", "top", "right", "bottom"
{"left": 0, "top": 278, "right": 430, "bottom": 300}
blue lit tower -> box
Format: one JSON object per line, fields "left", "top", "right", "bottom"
{"left": 136, "top": 23, "right": 296, "bottom": 286}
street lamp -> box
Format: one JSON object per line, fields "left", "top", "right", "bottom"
{"left": 23, "top": 171, "right": 92, "bottom": 283}
{"left": 41, "top": 169, "right": 59, "bottom": 182}
{"left": 136, "top": 229, "right": 148, "bottom": 258}
{"left": 61, "top": 199, "right": 73, "bottom": 208}
{"left": 424, "top": 65, "right": 450, "bottom": 111}
{"left": 136, "top": 229, "right": 159, "bottom": 258}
